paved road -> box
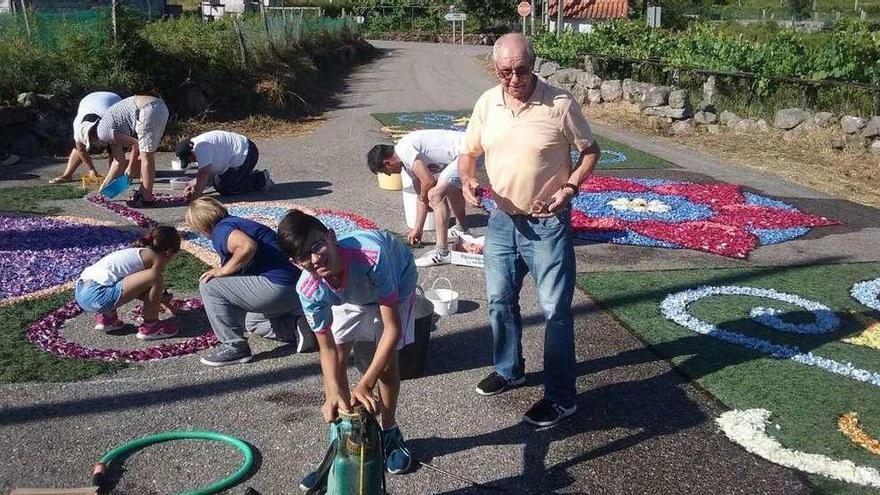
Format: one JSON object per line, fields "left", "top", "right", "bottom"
{"left": 0, "top": 41, "right": 813, "bottom": 494}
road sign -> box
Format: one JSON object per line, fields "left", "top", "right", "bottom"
{"left": 444, "top": 12, "right": 467, "bottom": 21}
{"left": 517, "top": 1, "right": 531, "bottom": 17}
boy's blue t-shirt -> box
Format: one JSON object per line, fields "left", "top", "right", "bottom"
{"left": 297, "top": 229, "right": 417, "bottom": 334}
{"left": 210, "top": 216, "right": 299, "bottom": 286}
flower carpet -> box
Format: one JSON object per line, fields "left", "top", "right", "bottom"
{"left": 578, "top": 263, "right": 880, "bottom": 494}
{"left": 0, "top": 214, "right": 139, "bottom": 306}
{"left": 371, "top": 111, "right": 675, "bottom": 170}
{"left": 479, "top": 176, "right": 841, "bottom": 258}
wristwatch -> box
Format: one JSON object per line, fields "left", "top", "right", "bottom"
{"left": 561, "top": 183, "right": 579, "bottom": 195}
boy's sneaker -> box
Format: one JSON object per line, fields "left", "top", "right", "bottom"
{"left": 475, "top": 371, "right": 525, "bottom": 396}
{"left": 94, "top": 312, "right": 124, "bottom": 332}
{"left": 381, "top": 425, "right": 412, "bottom": 474}
{"left": 447, "top": 224, "right": 470, "bottom": 240}
{"left": 414, "top": 249, "right": 451, "bottom": 267}
{"left": 523, "top": 399, "right": 577, "bottom": 428}
{"left": 200, "top": 344, "right": 253, "bottom": 366}
{"left": 261, "top": 170, "right": 274, "bottom": 190}
{"left": 294, "top": 317, "right": 318, "bottom": 353}
{"left": 136, "top": 320, "right": 179, "bottom": 340}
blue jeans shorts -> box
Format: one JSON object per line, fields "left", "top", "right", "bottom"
{"left": 75, "top": 279, "right": 124, "bottom": 314}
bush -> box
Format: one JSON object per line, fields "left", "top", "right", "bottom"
{"left": 0, "top": 9, "right": 366, "bottom": 117}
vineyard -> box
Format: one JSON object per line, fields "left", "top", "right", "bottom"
{"left": 534, "top": 19, "right": 880, "bottom": 85}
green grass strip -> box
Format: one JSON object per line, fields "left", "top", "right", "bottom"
{"left": 0, "top": 184, "right": 87, "bottom": 214}
{"left": 371, "top": 111, "right": 674, "bottom": 169}
{"left": 578, "top": 263, "right": 880, "bottom": 495}
{"left": 0, "top": 251, "right": 209, "bottom": 383}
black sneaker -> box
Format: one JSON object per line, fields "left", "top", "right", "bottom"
{"left": 523, "top": 399, "right": 577, "bottom": 427}
{"left": 200, "top": 344, "right": 253, "bottom": 366}
{"left": 298, "top": 470, "right": 319, "bottom": 492}
{"left": 475, "top": 371, "right": 525, "bottom": 396}
{"left": 295, "top": 317, "right": 318, "bottom": 353}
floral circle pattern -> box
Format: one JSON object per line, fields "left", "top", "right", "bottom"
{"left": 480, "top": 176, "right": 841, "bottom": 258}
{"left": 660, "top": 285, "right": 880, "bottom": 388}
{"left": 27, "top": 298, "right": 218, "bottom": 362}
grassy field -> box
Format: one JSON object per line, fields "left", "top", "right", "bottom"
{"left": 0, "top": 184, "right": 87, "bottom": 214}
{"left": 579, "top": 263, "right": 880, "bottom": 494}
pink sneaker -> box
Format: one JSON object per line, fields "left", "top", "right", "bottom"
{"left": 136, "top": 320, "right": 179, "bottom": 341}
{"left": 95, "top": 312, "right": 124, "bottom": 332}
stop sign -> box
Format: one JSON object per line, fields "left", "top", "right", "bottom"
{"left": 517, "top": 1, "right": 531, "bottom": 17}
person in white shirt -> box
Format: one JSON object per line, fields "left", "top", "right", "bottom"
{"left": 49, "top": 91, "right": 121, "bottom": 184}
{"left": 367, "top": 129, "right": 481, "bottom": 267}
{"left": 75, "top": 225, "right": 182, "bottom": 341}
{"left": 174, "top": 130, "right": 273, "bottom": 200}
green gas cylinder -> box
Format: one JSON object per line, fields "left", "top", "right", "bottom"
{"left": 327, "top": 407, "right": 386, "bottom": 495}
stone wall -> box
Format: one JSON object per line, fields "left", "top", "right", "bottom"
{"left": 533, "top": 55, "right": 880, "bottom": 155}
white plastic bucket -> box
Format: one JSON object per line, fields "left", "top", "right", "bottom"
{"left": 400, "top": 171, "right": 435, "bottom": 231}
{"left": 424, "top": 277, "right": 459, "bottom": 316}
{"left": 171, "top": 157, "right": 184, "bottom": 171}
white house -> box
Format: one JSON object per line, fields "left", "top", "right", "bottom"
{"left": 548, "top": 0, "right": 630, "bottom": 33}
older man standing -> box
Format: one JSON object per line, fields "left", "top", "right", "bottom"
{"left": 459, "top": 33, "right": 600, "bottom": 427}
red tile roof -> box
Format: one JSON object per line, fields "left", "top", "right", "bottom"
{"left": 548, "top": 0, "right": 629, "bottom": 20}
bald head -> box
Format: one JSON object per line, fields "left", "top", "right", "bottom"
{"left": 493, "top": 33, "right": 535, "bottom": 64}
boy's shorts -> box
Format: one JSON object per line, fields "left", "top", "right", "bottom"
{"left": 75, "top": 279, "right": 123, "bottom": 314}
{"left": 329, "top": 290, "right": 416, "bottom": 350}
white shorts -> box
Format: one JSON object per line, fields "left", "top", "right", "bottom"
{"left": 329, "top": 291, "right": 416, "bottom": 350}
{"left": 135, "top": 99, "right": 169, "bottom": 153}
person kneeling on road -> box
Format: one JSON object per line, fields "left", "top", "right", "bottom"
{"left": 185, "top": 197, "right": 315, "bottom": 366}
{"left": 277, "top": 210, "right": 415, "bottom": 485}
{"left": 175, "top": 130, "right": 272, "bottom": 201}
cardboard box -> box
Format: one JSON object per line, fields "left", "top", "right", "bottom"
{"left": 450, "top": 233, "right": 485, "bottom": 268}
{"left": 450, "top": 249, "right": 484, "bottom": 268}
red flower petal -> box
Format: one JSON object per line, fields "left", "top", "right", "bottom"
{"left": 713, "top": 205, "right": 842, "bottom": 229}
{"left": 631, "top": 220, "right": 757, "bottom": 258}
{"left": 652, "top": 183, "right": 745, "bottom": 208}
{"left": 571, "top": 209, "right": 628, "bottom": 231}
{"left": 580, "top": 176, "right": 649, "bottom": 193}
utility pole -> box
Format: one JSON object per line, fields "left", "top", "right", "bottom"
{"left": 556, "top": 0, "right": 563, "bottom": 34}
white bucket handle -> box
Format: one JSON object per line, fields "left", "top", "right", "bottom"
{"left": 431, "top": 277, "right": 453, "bottom": 292}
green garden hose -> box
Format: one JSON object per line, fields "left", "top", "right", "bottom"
{"left": 90, "top": 430, "right": 255, "bottom": 495}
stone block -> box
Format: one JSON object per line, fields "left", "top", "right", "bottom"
{"left": 774, "top": 108, "right": 810, "bottom": 130}
{"left": 600, "top": 80, "right": 622, "bottom": 102}
{"left": 841, "top": 115, "right": 867, "bottom": 134}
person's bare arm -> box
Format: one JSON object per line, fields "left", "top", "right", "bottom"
{"left": 459, "top": 154, "right": 481, "bottom": 207}
{"left": 351, "top": 303, "right": 400, "bottom": 413}
{"left": 198, "top": 229, "right": 257, "bottom": 283}
{"left": 185, "top": 166, "right": 213, "bottom": 200}
{"left": 317, "top": 332, "right": 352, "bottom": 422}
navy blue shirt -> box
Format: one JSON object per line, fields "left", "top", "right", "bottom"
{"left": 210, "top": 216, "right": 299, "bottom": 286}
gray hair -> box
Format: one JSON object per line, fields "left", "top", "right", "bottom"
{"left": 492, "top": 33, "right": 535, "bottom": 63}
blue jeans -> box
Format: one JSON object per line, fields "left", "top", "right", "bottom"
{"left": 484, "top": 207, "right": 576, "bottom": 408}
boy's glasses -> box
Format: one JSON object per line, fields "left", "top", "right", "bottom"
{"left": 295, "top": 235, "right": 329, "bottom": 268}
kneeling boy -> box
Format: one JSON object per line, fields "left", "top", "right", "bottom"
{"left": 277, "top": 210, "right": 416, "bottom": 482}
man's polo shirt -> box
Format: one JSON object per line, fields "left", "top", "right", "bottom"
{"left": 461, "top": 78, "right": 594, "bottom": 215}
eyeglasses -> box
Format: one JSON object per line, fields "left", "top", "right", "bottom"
{"left": 497, "top": 65, "right": 533, "bottom": 80}
{"left": 294, "top": 234, "right": 329, "bottom": 268}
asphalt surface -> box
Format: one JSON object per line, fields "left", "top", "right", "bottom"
{"left": 0, "top": 41, "right": 828, "bottom": 494}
